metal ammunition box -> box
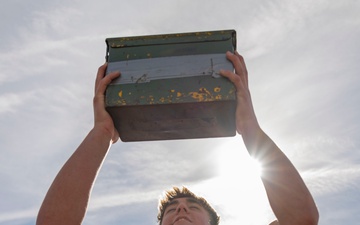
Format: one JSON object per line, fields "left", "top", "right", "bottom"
{"left": 105, "top": 30, "right": 237, "bottom": 142}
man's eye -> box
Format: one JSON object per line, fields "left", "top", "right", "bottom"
{"left": 190, "top": 206, "right": 200, "bottom": 210}
{"left": 166, "top": 208, "right": 176, "bottom": 214}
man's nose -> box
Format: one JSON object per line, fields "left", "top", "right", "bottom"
{"left": 176, "top": 202, "right": 188, "bottom": 213}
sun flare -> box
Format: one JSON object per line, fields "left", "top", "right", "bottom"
{"left": 192, "top": 137, "right": 272, "bottom": 225}
{"left": 216, "top": 137, "right": 263, "bottom": 182}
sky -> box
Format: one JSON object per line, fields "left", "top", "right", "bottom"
{"left": 0, "top": 0, "right": 359, "bottom": 224}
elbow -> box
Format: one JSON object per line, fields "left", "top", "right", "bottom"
{"left": 36, "top": 216, "right": 45, "bottom": 225}
{"left": 36, "top": 213, "right": 52, "bottom": 225}
{"left": 296, "top": 205, "right": 319, "bottom": 225}
{"left": 308, "top": 206, "right": 319, "bottom": 225}
{"left": 281, "top": 202, "right": 319, "bottom": 225}
{"left": 36, "top": 211, "right": 44, "bottom": 225}
{"left": 298, "top": 193, "right": 320, "bottom": 225}
{"left": 305, "top": 197, "right": 319, "bottom": 225}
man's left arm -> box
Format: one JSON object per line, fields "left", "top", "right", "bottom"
{"left": 220, "top": 51, "right": 319, "bottom": 225}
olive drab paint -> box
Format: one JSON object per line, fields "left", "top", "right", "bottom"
{"left": 105, "top": 30, "right": 237, "bottom": 142}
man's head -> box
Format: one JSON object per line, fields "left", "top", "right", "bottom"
{"left": 157, "top": 187, "right": 220, "bottom": 225}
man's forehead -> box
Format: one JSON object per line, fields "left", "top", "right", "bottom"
{"left": 168, "top": 197, "right": 201, "bottom": 205}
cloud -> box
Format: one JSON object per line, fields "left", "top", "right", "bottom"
{"left": 0, "top": 93, "right": 27, "bottom": 114}
{"left": 1, "top": 1, "right": 360, "bottom": 225}
{"left": 240, "top": 0, "right": 360, "bottom": 59}
{"left": 0, "top": 207, "right": 37, "bottom": 225}
{"left": 94, "top": 138, "right": 223, "bottom": 194}
{"left": 304, "top": 165, "right": 360, "bottom": 196}
{"left": 89, "top": 188, "right": 159, "bottom": 211}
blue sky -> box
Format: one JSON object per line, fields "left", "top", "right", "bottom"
{"left": 1, "top": 0, "right": 359, "bottom": 224}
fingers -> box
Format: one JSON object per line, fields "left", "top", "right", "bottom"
{"left": 95, "top": 63, "right": 121, "bottom": 96}
{"left": 219, "top": 69, "right": 243, "bottom": 90}
{"left": 226, "top": 51, "right": 248, "bottom": 84}
{"left": 234, "top": 51, "right": 248, "bottom": 87}
{"left": 220, "top": 51, "right": 248, "bottom": 91}
{"left": 95, "top": 63, "right": 108, "bottom": 93}
{"left": 226, "top": 51, "right": 243, "bottom": 77}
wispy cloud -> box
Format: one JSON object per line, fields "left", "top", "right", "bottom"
{"left": 304, "top": 165, "right": 360, "bottom": 196}
{"left": 0, "top": 93, "right": 27, "bottom": 114}
{"left": 0, "top": 208, "right": 37, "bottom": 225}
{"left": 1, "top": 1, "right": 360, "bottom": 225}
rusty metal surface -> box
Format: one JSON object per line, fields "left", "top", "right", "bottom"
{"left": 106, "top": 75, "right": 235, "bottom": 106}
{"left": 105, "top": 30, "right": 237, "bottom": 142}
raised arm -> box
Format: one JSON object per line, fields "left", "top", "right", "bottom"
{"left": 36, "top": 64, "right": 120, "bottom": 225}
{"left": 220, "top": 52, "right": 319, "bottom": 225}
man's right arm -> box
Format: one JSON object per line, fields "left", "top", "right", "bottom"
{"left": 36, "top": 64, "right": 120, "bottom": 225}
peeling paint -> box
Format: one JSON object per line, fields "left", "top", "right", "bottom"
{"left": 189, "top": 92, "right": 204, "bottom": 101}
{"left": 111, "top": 44, "right": 125, "bottom": 48}
{"left": 189, "top": 87, "right": 215, "bottom": 102}
{"left": 117, "top": 99, "right": 127, "bottom": 105}
{"left": 148, "top": 95, "right": 155, "bottom": 104}
{"left": 115, "top": 84, "right": 232, "bottom": 105}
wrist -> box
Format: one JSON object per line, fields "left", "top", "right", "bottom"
{"left": 91, "top": 125, "right": 114, "bottom": 144}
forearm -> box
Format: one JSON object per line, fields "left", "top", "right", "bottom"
{"left": 242, "top": 126, "right": 319, "bottom": 225}
{"left": 36, "top": 127, "right": 113, "bottom": 225}
{"left": 220, "top": 51, "right": 318, "bottom": 224}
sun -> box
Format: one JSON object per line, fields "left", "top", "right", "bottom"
{"left": 192, "top": 137, "right": 272, "bottom": 225}
{"left": 216, "top": 137, "right": 263, "bottom": 181}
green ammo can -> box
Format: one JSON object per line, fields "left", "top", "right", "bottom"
{"left": 105, "top": 30, "right": 237, "bottom": 142}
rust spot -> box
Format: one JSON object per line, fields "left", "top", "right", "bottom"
{"left": 148, "top": 95, "right": 155, "bottom": 104}
{"left": 118, "top": 90, "right": 123, "bottom": 98}
{"left": 199, "top": 87, "right": 212, "bottom": 97}
{"left": 111, "top": 44, "right": 125, "bottom": 48}
{"left": 189, "top": 87, "right": 214, "bottom": 102}
{"left": 177, "top": 92, "right": 182, "bottom": 97}
{"left": 118, "top": 99, "right": 127, "bottom": 105}
{"left": 229, "top": 89, "right": 236, "bottom": 95}
{"left": 214, "top": 87, "right": 221, "bottom": 93}
{"left": 189, "top": 92, "right": 204, "bottom": 102}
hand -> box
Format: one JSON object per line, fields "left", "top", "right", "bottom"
{"left": 93, "top": 63, "right": 121, "bottom": 143}
{"left": 220, "top": 51, "right": 259, "bottom": 135}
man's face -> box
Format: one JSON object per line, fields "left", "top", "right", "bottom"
{"left": 161, "top": 197, "right": 211, "bottom": 225}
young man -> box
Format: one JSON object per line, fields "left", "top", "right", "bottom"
{"left": 158, "top": 186, "right": 220, "bottom": 225}
{"left": 36, "top": 51, "right": 319, "bottom": 225}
